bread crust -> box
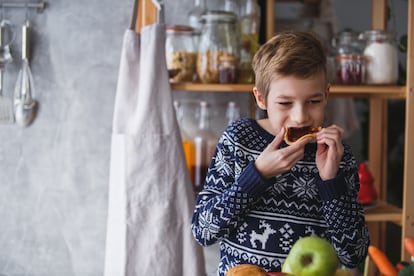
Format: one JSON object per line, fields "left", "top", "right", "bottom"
{"left": 284, "top": 126, "right": 321, "bottom": 145}
{"left": 226, "top": 264, "right": 268, "bottom": 276}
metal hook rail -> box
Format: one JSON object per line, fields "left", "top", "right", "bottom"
{"left": 0, "top": 1, "right": 46, "bottom": 13}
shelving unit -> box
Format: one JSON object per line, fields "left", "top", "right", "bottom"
{"left": 170, "top": 0, "right": 414, "bottom": 264}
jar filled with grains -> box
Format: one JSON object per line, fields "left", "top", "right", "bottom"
{"left": 165, "top": 25, "right": 197, "bottom": 83}
{"left": 197, "top": 10, "right": 240, "bottom": 83}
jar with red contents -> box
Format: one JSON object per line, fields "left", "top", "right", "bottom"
{"left": 335, "top": 55, "right": 365, "bottom": 85}
{"left": 331, "top": 31, "right": 366, "bottom": 85}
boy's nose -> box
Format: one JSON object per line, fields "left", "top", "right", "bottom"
{"left": 292, "top": 106, "right": 308, "bottom": 124}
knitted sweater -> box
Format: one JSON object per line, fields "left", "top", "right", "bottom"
{"left": 191, "top": 118, "right": 369, "bottom": 275}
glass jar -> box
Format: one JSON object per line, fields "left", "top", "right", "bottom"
{"left": 192, "top": 101, "right": 218, "bottom": 192}
{"left": 165, "top": 25, "right": 197, "bottom": 83}
{"left": 197, "top": 11, "right": 240, "bottom": 83}
{"left": 174, "top": 101, "right": 196, "bottom": 185}
{"left": 331, "top": 31, "right": 364, "bottom": 56}
{"left": 331, "top": 31, "right": 365, "bottom": 85}
{"left": 359, "top": 30, "right": 399, "bottom": 84}
{"left": 335, "top": 55, "right": 366, "bottom": 85}
{"left": 239, "top": 0, "right": 260, "bottom": 84}
{"left": 219, "top": 55, "right": 238, "bottom": 84}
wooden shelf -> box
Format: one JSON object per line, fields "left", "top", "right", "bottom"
{"left": 364, "top": 201, "right": 402, "bottom": 225}
{"left": 171, "top": 83, "right": 406, "bottom": 98}
{"left": 171, "top": 83, "right": 253, "bottom": 92}
{"left": 330, "top": 85, "right": 406, "bottom": 99}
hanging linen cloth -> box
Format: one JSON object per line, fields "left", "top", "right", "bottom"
{"left": 104, "top": 0, "right": 205, "bottom": 275}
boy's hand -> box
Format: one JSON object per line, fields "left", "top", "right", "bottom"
{"left": 315, "top": 124, "right": 344, "bottom": 180}
{"left": 255, "top": 127, "right": 313, "bottom": 179}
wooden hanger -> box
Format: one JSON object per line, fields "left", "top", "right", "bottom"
{"left": 131, "top": 0, "right": 157, "bottom": 33}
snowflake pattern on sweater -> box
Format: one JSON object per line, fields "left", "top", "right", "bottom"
{"left": 191, "top": 118, "right": 369, "bottom": 275}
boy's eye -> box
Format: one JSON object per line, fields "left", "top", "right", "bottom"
{"left": 277, "top": 102, "right": 292, "bottom": 106}
{"left": 308, "top": 99, "right": 322, "bottom": 104}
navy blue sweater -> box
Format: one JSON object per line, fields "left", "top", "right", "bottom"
{"left": 191, "top": 118, "right": 369, "bottom": 275}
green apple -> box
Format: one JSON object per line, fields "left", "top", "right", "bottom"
{"left": 281, "top": 236, "right": 339, "bottom": 276}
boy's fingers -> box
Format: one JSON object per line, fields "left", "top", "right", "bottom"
{"left": 265, "top": 128, "right": 284, "bottom": 151}
{"left": 269, "top": 127, "right": 285, "bottom": 148}
{"left": 292, "top": 136, "right": 313, "bottom": 148}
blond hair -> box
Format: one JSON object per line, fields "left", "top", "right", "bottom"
{"left": 252, "top": 31, "right": 327, "bottom": 100}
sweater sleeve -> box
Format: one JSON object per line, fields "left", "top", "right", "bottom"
{"left": 316, "top": 144, "right": 370, "bottom": 268}
{"left": 191, "top": 131, "right": 270, "bottom": 246}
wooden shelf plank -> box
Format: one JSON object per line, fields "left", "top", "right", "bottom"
{"left": 364, "top": 201, "right": 402, "bottom": 224}
{"left": 171, "top": 83, "right": 253, "bottom": 92}
{"left": 171, "top": 83, "right": 406, "bottom": 98}
{"left": 330, "top": 85, "right": 406, "bottom": 98}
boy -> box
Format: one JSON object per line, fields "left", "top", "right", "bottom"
{"left": 191, "top": 31, "right": 369, "bottom": 275}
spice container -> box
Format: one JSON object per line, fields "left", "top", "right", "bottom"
{"left": 331, "top": 31, "right": 365, "bottom": 85}
{"left": 359, "top": 30, "right": 399, "bottom": 85}
{"left": 197, "top": 11, "right": 240, "bottom": 83}
{"left": 165, "top": 25, "right": 197, "bottom": 83}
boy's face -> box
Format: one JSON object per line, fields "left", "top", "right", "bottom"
{"left": 253, "top": 72, "right": 329, "bottom": 136}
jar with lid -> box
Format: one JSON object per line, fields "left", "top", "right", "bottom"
{"left": 359, "top": 30, "right": 399, "bottom": 85}
{"left": 197, "top": 11, "right": 240, "bottom": 84}
{"left": 165, "top": 25, "right": 197, "bottom": 83}
{"left": 331, "top": 31, "right": 366, "bottom": 85}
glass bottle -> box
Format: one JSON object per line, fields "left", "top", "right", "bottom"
{"left": 174, "top": 101, "right": 196, "bottom": 185}
{"left": 165, "top": 25, "right": 196, "bottom": 83}
{"left": 188, "top": 0, "right": 207, "bottom": 48}
{"left": 226, "top": 101, "right": 240, "bottom": 125}
{"left": 239, "top": 0, "right": 260, "bottom": 83}
{"left": 359, "top": 30, "right": 399, "bottom": 84}
{"left": 197, "top": 10, "right": 239, "bottom": 83}
{"left": 193, "top": 101, "right": 218, "bottom": 192}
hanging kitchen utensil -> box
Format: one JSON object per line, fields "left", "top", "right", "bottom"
{"left": 0, "top": 19, "right": 14, "bottom": 65}
{"left": 0, "top": 18, "right": 14, "bottom": 124}
{"left": 14, "top": 19, "right": 37, "bottom": 127}
{"left": 0, "top": 62, "right": 13, "bottom": 124}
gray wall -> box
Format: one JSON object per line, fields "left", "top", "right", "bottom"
{"left": 0, "top": 0, "right": 407, "bottom": 275}
{"left": 0, "top": 1, "right": 133, "bottom": 275}
{"left": 0, "top": 0, "right": 218, "bottom": 275}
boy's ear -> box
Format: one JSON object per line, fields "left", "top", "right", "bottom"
{"left": 253, "top": 87, "right": 267, "bottom": 110}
